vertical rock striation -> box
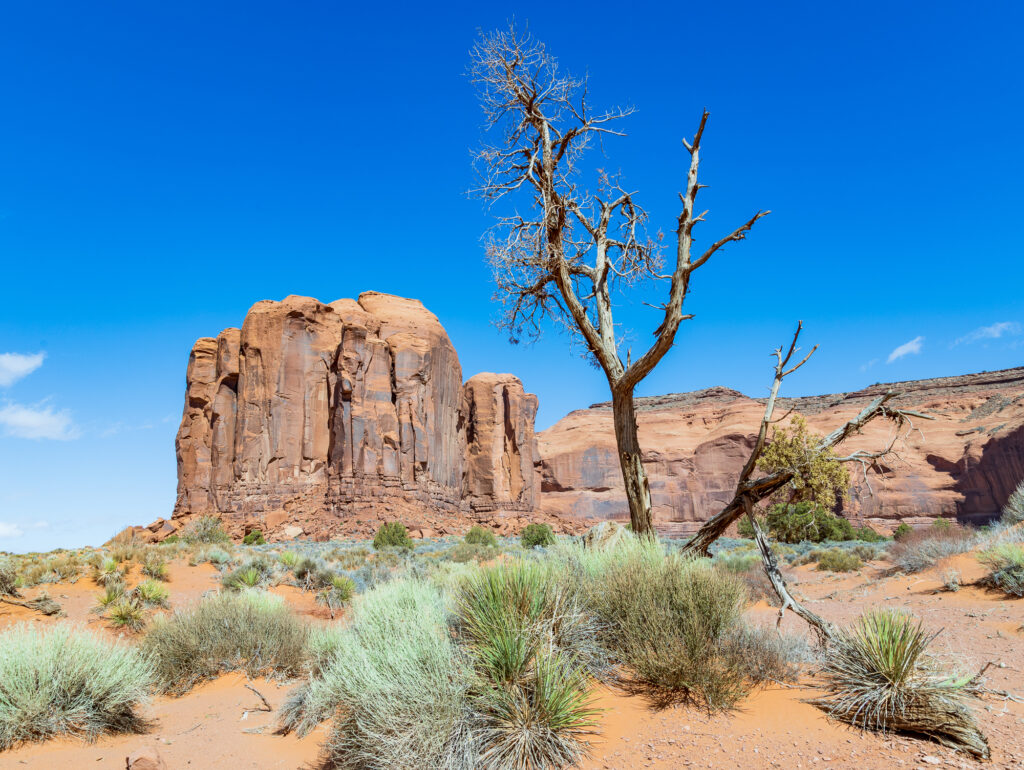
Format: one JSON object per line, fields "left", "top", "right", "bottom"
{"left": 173, "top": 293, "right": 542, "bottom": 538}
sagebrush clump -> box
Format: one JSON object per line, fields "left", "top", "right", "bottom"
{"left": 142, "top": 591, "right": 307, "bottom": 695}
{"left": 0, "top": 624, "right": 153, "bottom": 749}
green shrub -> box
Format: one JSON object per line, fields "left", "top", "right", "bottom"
{"left": 815, "top": 549, "right": 862, "bottom": 573}
{"left": 92, "top": 556, "right": 125, "bottom": 587}
{"left": 0, "top": 624, "right": 153, "bottom": 749}
{"left": 579, "top": 538, "right": 752, "bottom": 708}
{"left": 464, "top": 525, "right": 498, "bottom": 548}
{"left": 893, "top": 523, "right": 913, "bottom": 542}
{"left": 180, "top": 516, "right": 231, "bottom": 545}
{"left": 134, "top": 579, "right": 170, "bottom": 608}
{"left": 279, "top": 580, "right": 472, "bottom": 769}
{"left": 813, "top": 609, "right": 988, "bottom": 758}
{"left": 141, "top": 553, "right": 168, "bottom": 581}
{"left": 93, "top": 581, "right": 126, "bottom": 613}
{"left": 161, "top": 534, "right": 180, "bottom": 544}
{"left": 447, "top": 542, "right": 495, "bottom": 564}
{"left": 851, "top": 544, "right": 880, "bottom": 562}
{"left": 0, "top": 564, "right": 19, "bottom": 597}
{"left": 373, "top": 521, "right": 414, "bottom": 551}
{"left": 108, "top": 600, "right": 147, "bottom": 632}
{"left": 978, "top": 543, "right": 1024, "bottom": 597}
{"left": 853, "top": 525, "right": 885, "bottom": 543}
{"left": 1003, "top": 480, "right": 1024, "bottom": 525}
{"left": 316, "top": 574, "right": 356, "bottom": 609}
{"left": 221, "top": 556, "right": 275, "bottom": 591}
{"left": 142, "top": 591, "right": 307, "bottom": 695}
{"left": 243, "top": 530, "right": 266, "bottom": 546}
{"left": 931, "top": 518, "right": 953, "bottom": 532}
{"left": 520, "top": 523, "right": 555, "bottom": 549}
{"left": 765, "top": 502, "right": 855, "bottom": 543}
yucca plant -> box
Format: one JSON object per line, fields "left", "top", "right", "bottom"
{"left": 92, "top": 557, "right": 125, "bottom": 587}
{"left": 476, "top": 653, "right": 598, "bottom": 770}
{"left": 813, "top": 609, "right": 988, "bottom": 758}
{"left": 135, "top": 579, "right": 170, "bottom": 608}
{"left": 108, "top": 599, "right": 147, "bottom": 632}
{"left": 93, "top": 581, "right": 126, "bottom": 614}
{"left": 278, "top": 550, "right": 300, "bottom": 568}
{"left": 316, "top": 574, "right": 356, "bottom": 609}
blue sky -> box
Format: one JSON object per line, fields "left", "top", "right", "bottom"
{"left": 1, "top": 2, "right": 1021, "bottom": 553}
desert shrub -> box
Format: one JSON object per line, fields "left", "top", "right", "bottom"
{"left": 243, "top": 529, "right": 266, "bottom": 546}
{"left": 373, "top": 521, "right": 414, "bottom": 551}
{"left": 892, "top": 523, "right": 913, "bottom": 541}
{"left": 161, "top": 534, "right": 180, "bottom": 545}
{"left": 850, "top": 544, "right": 880, "bottom": 562}
{"left": 279, "top": 579, "right": 472, "bottom": 770}
{"left": 221, "top": 555, "right": 275, "bottom": 591}
{"left": 1002, "top": 479, "right": 1024, "bottom": 525}
{"left": 815, "top": 549, "right": 862, "bottom": 573}
{"left": 813, "top": 609, "right": 988, "bottom": 758}
{"left": 292, "top": 556, "right": 338, "bottom": 592}
{"left": 764, "top": 502, "right": 855, "bottom": 544}
{"left": 941, "top": 569, "right": 961, "bottom": 592}
{"left": 141, "top": 552, "right": 168, "bottom": 581}
{"left": 447, "top": 542, "right": 496, "bottom": 564}
{"left": 180, "top": 516, "right": 231, "bottom": 545}
{"left": 757, "top": 415, "right": 850, "bottom": 509}
{"left": 190, "top": 546, "right": 231, "bottom": 567}
{"left": 791, "top": 547, "right": 827, "bottom": 566}
{"left": 333, "top": 547, "right": 370, "bottom": 570}
{"left": 0, "top": 563, "right": 19, "bottom": 597}
{"left": 579, "top": 539, "right": 751, "bottom": 708}
{"left": 888, "top": 526, "right": 976, "bottom": 573}
{"left": 978, "top": 543, "right": 1024, "bottom": 597}
{"left": 455, "top": 560, "right": 609, "bottom": 682}
{"left": 108, "top": 600, "right": 147, "bottom": 632}
{"left": 713, "top": 551, "right": 761, "bottom": 573}
{"left": 278, "top": 550, "right": 300, "bottom": 568}
{"left": 853, "top": 525, "right": 885, "bottom": 543}
{"left": 93, "top": 581, "right": 126, "bottom": 613}
{"left": 931, "top": 517, "right": 953, "bottom": 532}
{"left": 134, "top": 579, "right": 170, "bottom": 608}
{"left": 464, "top": 525, "right": 498, "bottom": 548}
{"left": 722, "top": 623, "right": 809, "bottom": 684}
{"left": 520, "top": 523, "right": 555, "bottom": 549}
{"left": 317, "top": 574, "right": 357, "bottom": 609}
{"left": 142, "top": 591, "right": 307, "bottom": 695}
{"left": 0, "top": 624, "right": 153, "bottom": 749}
{"left": 92, "top": 557, "right": 125, "bottom": 587}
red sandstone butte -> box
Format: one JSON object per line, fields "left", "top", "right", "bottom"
{"left": 171, "top": 293, "right": 550, "bottom": 540}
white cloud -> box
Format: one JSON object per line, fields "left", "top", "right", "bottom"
{"left": 887, "top": 336, "right": 924, "bottom": 363}
{"left": 0, "top": 403, "right": 80, "bottom": 440}
{"left": 0, "top": 522, "right": 24, "bottom": 538}
{"left": 0, "top": 352, "right": 45, "bottom": 387}
{"left": 952, "top": 321, "right": 1022, "bottom": 347}
{"left": 860, "top": 358, "right": 879, "bottom": 372}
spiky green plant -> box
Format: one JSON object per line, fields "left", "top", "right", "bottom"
{"left": 316, "top": 574, "right": 356, "bottom": 609}
{"left": 92, "top": 557, "right": 125, "bottom": 587}
{"left": 141, "top": 553, "right": 168, "bottom": 581}
{"left": 278, "top": 550, "right": 300, "bottom": 568}
{"left": 93, "top": 581, "right": 126, "bottom": 614}
{"left": 108, "top": 600, "right": 147, "bottom": 632}
{"left": 135, "top": 579, "right": 170, "bottom": 608}
{"left": 814, "top": 609, "right": 988, "bottom": 758}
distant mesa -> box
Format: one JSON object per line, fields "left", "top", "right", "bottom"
{"left": 133, "top": 292, "right": 1024, "bottom": 543}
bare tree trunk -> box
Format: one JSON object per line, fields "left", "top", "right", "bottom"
{"left": 611, "top": 387, "right": 655, "bottom": 534}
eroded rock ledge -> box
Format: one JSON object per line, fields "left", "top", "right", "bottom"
{"left": 169, "top": 293, "right": 559, "bottom": 541}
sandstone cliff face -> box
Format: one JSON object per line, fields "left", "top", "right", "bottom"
{"left": 536, "top": 369, "right": 1024, "bottom": 535}
{"left": 173, "top": 293, "right": 544, "bottom": 539}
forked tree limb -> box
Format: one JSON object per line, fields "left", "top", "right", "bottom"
{"left": 680, "top": 325, "right": 934, "bottom": 558}
{"left": 743, "top": 496, "right": 836, "bottom": 644}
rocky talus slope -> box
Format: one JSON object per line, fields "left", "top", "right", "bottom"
{"left": 536, "top": 368, "right": 1024, "bottom": 535}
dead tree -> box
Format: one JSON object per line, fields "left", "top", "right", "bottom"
{"left": 470, "top": 26, "right": 767, "bottom": 534}
{"left": 680, "top": 323, "right": 933, "bottom": 640}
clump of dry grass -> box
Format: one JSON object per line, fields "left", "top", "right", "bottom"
{"left": 813, "top": 609, "right": 988, "bottom": 758}
{"left": 887, "top": 525, "right": 975, "bottom": 573}
{"left": 142, "top": 591, "right": 307, "bottom": 695}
